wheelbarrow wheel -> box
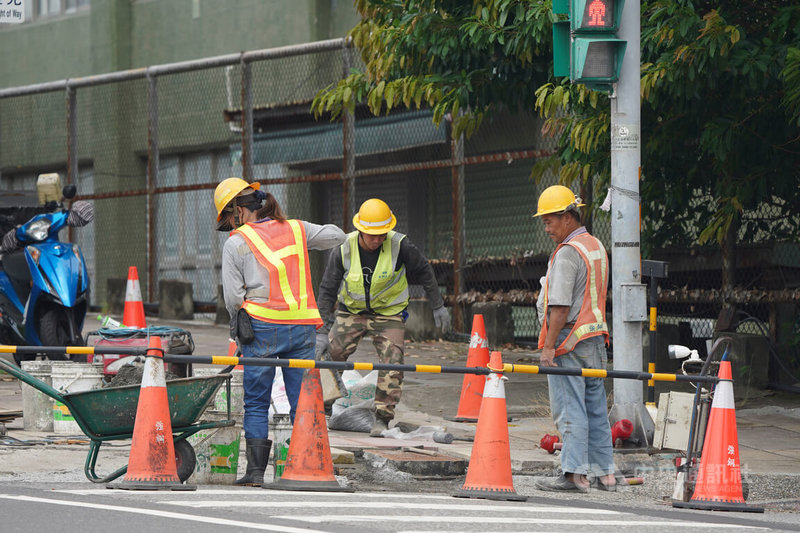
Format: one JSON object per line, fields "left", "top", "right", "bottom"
{"left": 174, "top": 439, "right": 196, "bottom": 482}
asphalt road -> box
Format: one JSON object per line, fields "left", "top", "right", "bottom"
{"left": 1, "top": 483, "right": 795, "bottom": 532}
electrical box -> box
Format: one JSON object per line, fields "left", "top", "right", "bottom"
{"left": 652, "top": 391, "right": 695, "bottom": 451}
{"left": 621, "top": 282, "right": 646, "bottom": 321}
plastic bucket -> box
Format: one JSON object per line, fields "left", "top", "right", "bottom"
{"left": 20, "top": 361, "right": 54, "bottom": 432}
{"left": 50, "top": 362, "right": 105, "bottom": 434}
{"left": 192, "top": 367, "right": 244, "bottom": 417}
{"left": 187, "top": 413, "right": 242, "bottom": 485}
{"left": 270, "top": 413, "right": 292, "bottom": 480}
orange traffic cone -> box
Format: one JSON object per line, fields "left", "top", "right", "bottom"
{"left": 112, "top": 336, "right": 194, "bottom": 490}
{"left": 122, "top": 266, "right": 147, "bottom": 329}
{"left": 446, "top": 314, "right": 490, "bottom": 423}
{"left": 453, "top": 351, "right": 526, "bottom": 501}
{"left": 673, "top": 361, "right": 762, "bottom": 512}
{"left": 263, "top": 368, "right": 353, "bottom": 492}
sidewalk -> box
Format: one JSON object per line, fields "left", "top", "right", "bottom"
{"left": 2, "top": 318, "right": 800, "bottom": 496}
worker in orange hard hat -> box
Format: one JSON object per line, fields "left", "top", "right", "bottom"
{"left": 213, "top": 177, "right": 345, "bottom": 486}
{"left": 532, "top": 185, "right": 616, "bottom": 493}
{"left": 316, "top": 198, "right": 451, "bottom": 437}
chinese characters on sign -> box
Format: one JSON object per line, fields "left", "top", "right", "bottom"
{"left": 0, "top": 0, "right": 24, "bottom": 24}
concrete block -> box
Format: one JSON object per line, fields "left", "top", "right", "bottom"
{"left": 106, "top": 278, "right": 126, "bottom": 315}
{"left": 468, "top": 302, "right": 514, "bottom": 348}
{"left": 405, "top": 299, "right": 435, "bottom": 341}
{"left": 215, "top": 284, "right": 229, "bottom": 325}
{"left": 158, "top": 280, "right": 193, "bottom": 320}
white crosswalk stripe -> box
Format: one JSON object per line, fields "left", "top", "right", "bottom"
{"left": 53, "top": 488, "right": 764, "bottom": 530}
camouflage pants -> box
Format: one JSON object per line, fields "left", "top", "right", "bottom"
{"left": 328, "top": 310, "right": 405, "bottom": 422}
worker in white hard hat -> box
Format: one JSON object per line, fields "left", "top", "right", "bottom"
{"left": 316, "top": 198, "right": 451, "bottom": 437}
{"left": 213, "top": 177, "right": 345, "bottom": 486}
{"left": 532, "top": 185, "right": 616, "bottom": 493}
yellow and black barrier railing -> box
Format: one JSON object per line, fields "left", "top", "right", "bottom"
{"left": 0, "top": 344, "right": 148, "bottom": 357}
{"left": 1, "top": 344, "right": 720, "bottom": 384}
{"left": 161, "top": 354, "right": 722, "bottom": 384}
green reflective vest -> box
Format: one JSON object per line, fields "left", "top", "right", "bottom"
{"left": 337, "top": 231, "right": 409, "bottom": 316}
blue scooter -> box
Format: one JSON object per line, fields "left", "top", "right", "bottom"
{"left": 0, "top": 185, "right": 92, "bottom": 364}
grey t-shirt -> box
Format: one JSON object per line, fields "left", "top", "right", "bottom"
{"left": 537, "top": 244, "right": 586, "bottom": 326}
{"left": 222, "top": 219, "right": 346, "bottom": 318}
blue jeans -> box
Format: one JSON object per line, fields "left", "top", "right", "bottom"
{"left": 240, "top": 320, "right": 315, "bottom": 439}
{"left": 547, "top": 331, "right": 614, "bottom": 477}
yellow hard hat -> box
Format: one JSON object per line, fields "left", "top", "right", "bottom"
{"left": 213, "top": 177, "right": 260, "bottom": 221}
{"left": 353, "top": 198, "right": 396, "bottom": 235}
{"left": 533, "top": 185, "right": 584, "bottom": 217}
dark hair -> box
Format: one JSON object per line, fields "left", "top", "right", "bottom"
{"left": 565, "top": 209, "right": 582, "bottom": 224}
{"left": 255, "top": 192, "right": 287, "bottom": 222}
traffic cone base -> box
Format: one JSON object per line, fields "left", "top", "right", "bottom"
{"left": 452, "top": 351, "right": 526, "bottom": 502}
{"left": 446, "top": 315, "right": 490, "bottom": 423}
{"left": 671, "top": 361, "right": 762, "bottom": 513}
{"left": 110, "top": 336, "right": 195, "bottom": 491}
{"left": 262, "top": 368, "right": 353, "bottom": 493}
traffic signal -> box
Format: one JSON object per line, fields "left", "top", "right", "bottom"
{"left": 551, "top": 0, "right": 627, "bottom": 90}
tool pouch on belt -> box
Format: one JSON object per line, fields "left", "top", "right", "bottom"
{"left": 236, "top": 307, "right": 255, "bottom": 345}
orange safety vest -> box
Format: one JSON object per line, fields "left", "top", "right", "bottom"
{"left": 232, "top": 219, "right": 323, "bottom": 328}
{"left": 538, "top": 232, "right": 609, "bottom": 356}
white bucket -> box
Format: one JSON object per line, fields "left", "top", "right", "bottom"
{"left": 187, "top": 413, "right": 242, "bottom": 485}
{"left": 20, "top": 361, "right": 54, "bottom": 432}
{"left": 50, "top": 362, "right": 105, "bottom": 435}
{"left": 192, "top": 367, "right": 244, "bottom": 417}
{"left": 269, "top": 413, "right": 292, "bottom": 481}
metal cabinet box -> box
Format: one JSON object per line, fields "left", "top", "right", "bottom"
{"left": 652, "top": 391, "right": 695, "bottom": 451}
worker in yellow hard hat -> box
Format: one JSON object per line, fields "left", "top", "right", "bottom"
{"left": 532, "top": 184, "right": 616, "bottom": 493}
{"left": 213, "top": 177, "right": 345, "bottom": 486}
{"left": 316, "top": 198, "right": 451, "bottom": 437}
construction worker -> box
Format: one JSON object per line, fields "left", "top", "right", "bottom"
{"left": 316, "top": 198, "right": 451, "bottom": 437}
{"left": 532, "top": 185, "right": 616, "bottom": 493}
{"left": 214, "top": 177, "right": 345, "bottom": 486}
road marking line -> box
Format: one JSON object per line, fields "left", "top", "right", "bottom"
{"left": 275, "top": 514, "right": 763, "bottom": 528}
{"left": 161, "top": 500, "right": 618, "bottom": 514}
{"left": 56, "top": 488, "right": 465, "bottom": 499}
{"left": 0, "top": 494, "right": 327, "bottom": 533}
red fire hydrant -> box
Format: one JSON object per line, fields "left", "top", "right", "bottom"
{"left": 611, "top": 419, "right": 633, "bottom": 447}
{"left": 540, "top": 433, "right": 561, "bottom": 454}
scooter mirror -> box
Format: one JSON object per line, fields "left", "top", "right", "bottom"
{"left": 63, "top": 184, "right": 77, "bottom": 200}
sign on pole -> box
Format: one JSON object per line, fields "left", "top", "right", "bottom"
{"left": 0, "top": 0, "right": 25, "bottom": 24}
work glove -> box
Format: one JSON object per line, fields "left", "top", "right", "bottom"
{"left": 315, "top": 331, "right": 330, "bottom": 360}
{"left": 433, "top": 306, "right": 451, "bottom": 334}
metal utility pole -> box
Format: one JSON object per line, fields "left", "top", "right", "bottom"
{"left": 608, "top": 0, "right": 653, "bottom": 444}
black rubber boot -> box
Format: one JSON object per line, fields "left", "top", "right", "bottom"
{"left": 234, "top": 438, "right": 271, "bottom": 486}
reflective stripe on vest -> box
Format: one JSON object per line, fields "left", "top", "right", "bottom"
{"left": 234, "top": 219, "right": 322, "bottom": 326}
{"left": 538, "top": 233, "right": 609, "bottom": 356}
{"left": 338, "top": 230, "right": 409, "bottom": 316}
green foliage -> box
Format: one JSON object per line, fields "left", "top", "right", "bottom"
{"left": 312, "top": 1, "right": 554, "bottom": 137}
{"left": 314, "top": 1, "right": 800, "bottom": 257}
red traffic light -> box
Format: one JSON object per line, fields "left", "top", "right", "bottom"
{"left": 582, "top": 0, "right": 613, "bottom": 29}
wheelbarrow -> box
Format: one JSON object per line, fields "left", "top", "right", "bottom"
{"left": 0, "top": 358, "right": 235, "bottom": 483}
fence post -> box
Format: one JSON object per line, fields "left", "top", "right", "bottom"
{"left": 66, "top": 84, "right": 78, "bottom": 186}
{"left": 241, "top": 56, "right": 253, "bottom": 182}
{"left": 450, "top": 116, "right": 466, "bottom": 332}
{"left": 146, "top": 70, "right": 159, "bottom": 302}
{"left": 342, "top": 45, "right": 356, "bottom": 230}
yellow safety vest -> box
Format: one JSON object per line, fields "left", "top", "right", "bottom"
{"left": 338, "top": 231, "right": 409, "bottom": 316}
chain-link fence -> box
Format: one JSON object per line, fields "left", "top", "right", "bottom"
{"left": 1, "top": 39, "right": 798, "bottom": 383}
